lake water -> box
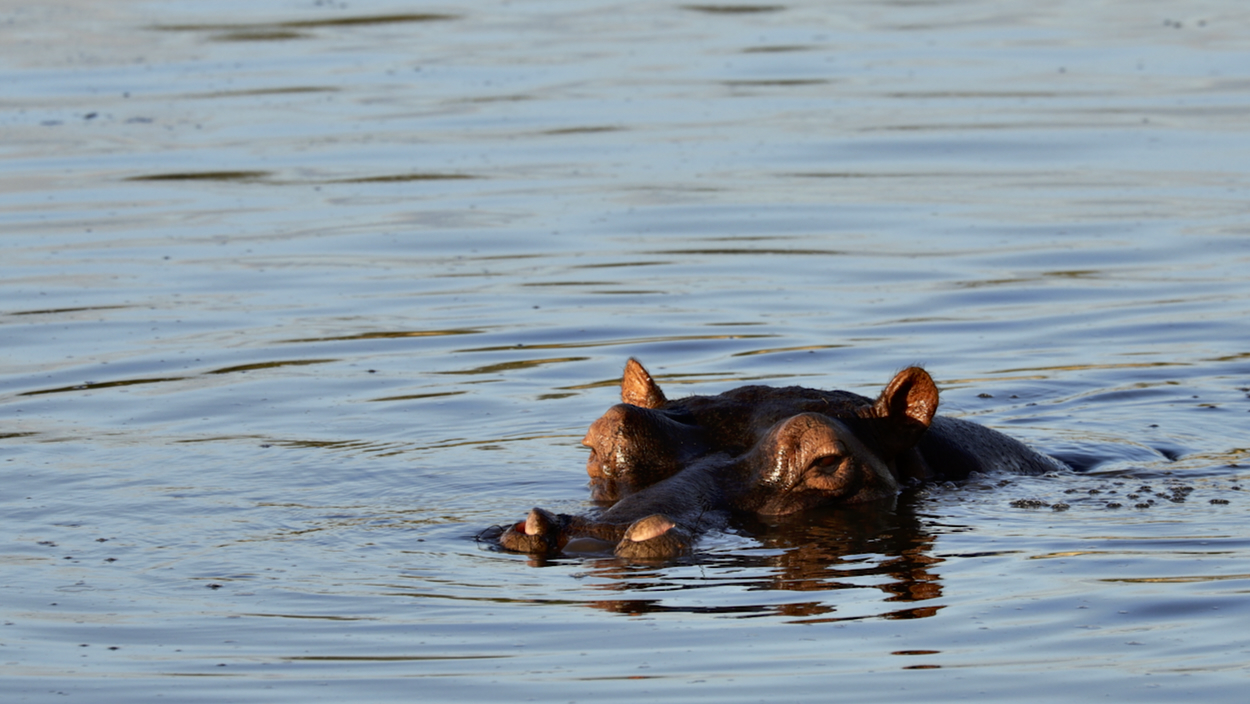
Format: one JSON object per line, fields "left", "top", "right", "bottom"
{"left": 3, "top": 0, "right": 1249, "bottom": 700}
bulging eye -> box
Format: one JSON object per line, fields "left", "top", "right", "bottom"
{"left": 810, "top": 455, "right": 840, "bottom": 471}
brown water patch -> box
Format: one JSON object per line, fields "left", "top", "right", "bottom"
{"left": 723, "top": 79, "right": 830, "bottom": 87}
{"left": 732, "top": 344, "right": 848, "bottom": 357}
{"left": 329, "top": 173, "right": 479, "bottom": 183}
{"left": 439, "top": 357, "right": 590, "bottom": 376}
{"left": 9, "top": 305, "right": 130, "bottom": 316}
{"left": 207, "top": 359, "right": 337, "bottom": 375}
{"left": 185, "top": 86, "right": 338, "bottom": 99}
{"left": 281, "top": 329, "right": 485, "bottom": 344}
{"left": 368, "top": 391, "right": 467, "bottom": 402}
{"left": 20, "top": 377, "right": 188, "bottom": 396}
{"left": 683, "top": 5, "right": 786, "bottom": 14}
{"left": 650, "top": 248, "right": 844, "bottom": 256}
{"left": 742, "top": 45, "right": 814, "bottom": 53}
{"left": 458, "top": 333, "right": 777, "bottom": 353}
{"left": 150, "top": 13, "right": 460, "bottom": 42}
{"left": 126, "top": 171, "right": 271, "bottom": 183}
{"left": 540, "top": 126, "right": 624, "bottom": 136}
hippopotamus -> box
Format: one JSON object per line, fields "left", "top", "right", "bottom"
{"left": 496, "top": 359, "right": 1065, "bottom": 561}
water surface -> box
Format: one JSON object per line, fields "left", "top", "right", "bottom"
{"left": 3, "top": 0, "right": 1249, "bottom": 701}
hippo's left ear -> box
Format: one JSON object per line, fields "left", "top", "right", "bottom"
{"left": 621, "top": 358, "right": 668, "bottom": 409}
{"left": 872, "top": 367, "right": 938, "bottom": 447}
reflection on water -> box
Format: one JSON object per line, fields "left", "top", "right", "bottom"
{"left": 578, "top": 498, "right": 946, "bottom": 622}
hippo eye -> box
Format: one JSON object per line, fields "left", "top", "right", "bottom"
{"left": 810, "top": 455, "right": 840, "bottom": 471}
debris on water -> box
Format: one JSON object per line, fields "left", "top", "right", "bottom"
{"left": 1010, "top": 499, "right": 1050, "bottom": 509}
{"left": 1005, "top": 478, "right": 1214, "bottom": 512}
{"left": 1211, "top": 498, "right": 1230, "bottom": 505}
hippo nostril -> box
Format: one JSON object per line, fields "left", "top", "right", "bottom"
{"left": 585, "top": 448, "right": 608, "bottom": 475}
{"left": 624, "top": 514, "right": 677, "bottom": 542}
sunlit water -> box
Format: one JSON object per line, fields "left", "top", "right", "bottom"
{"left": 3, "top": 1, "right": 1249, "bottom": 701}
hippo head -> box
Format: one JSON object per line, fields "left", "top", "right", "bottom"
{"left": 581, "top": 359, "right": 709, "bottom": 502}
{"left": 582, "top": 359, "right": 940, "bottom": 513}
{"left": 496, "top": 359, "right": 1062, "bottom": 560}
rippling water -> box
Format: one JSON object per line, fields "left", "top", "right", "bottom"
{"left": 3, "top": 1, "right": 1249, "bottom": 701}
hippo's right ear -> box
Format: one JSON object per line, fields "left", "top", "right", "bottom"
{"left": 872, "top": 367, "right": 938, "bottom": 448}
{"left": 621, "top": 358, "right": 668, "bottom": 408}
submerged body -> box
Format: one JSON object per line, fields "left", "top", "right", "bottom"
{"left": 498, "top": 359, "right": 1065, "bottom": 560}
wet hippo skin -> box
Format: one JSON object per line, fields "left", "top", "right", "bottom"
{"left": 498, "top": 359, "right": 1066, "bottom": 561}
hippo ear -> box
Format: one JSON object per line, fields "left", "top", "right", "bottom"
{"left": 621, "top": 358, "right": 668, "bottom": 408}
{"left": 873, "top": 367, "right": 938, "bottom": 446}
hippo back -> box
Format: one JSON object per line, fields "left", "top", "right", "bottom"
{"left": 920, "top": 415, "right": 1068, "bottom": 479}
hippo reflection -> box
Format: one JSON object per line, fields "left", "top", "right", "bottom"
{"left": 584, "top": 503, "right": 945, "bottom": 621}
{"left": 497, "top": 359, "right": 1065, "bottom": 561}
